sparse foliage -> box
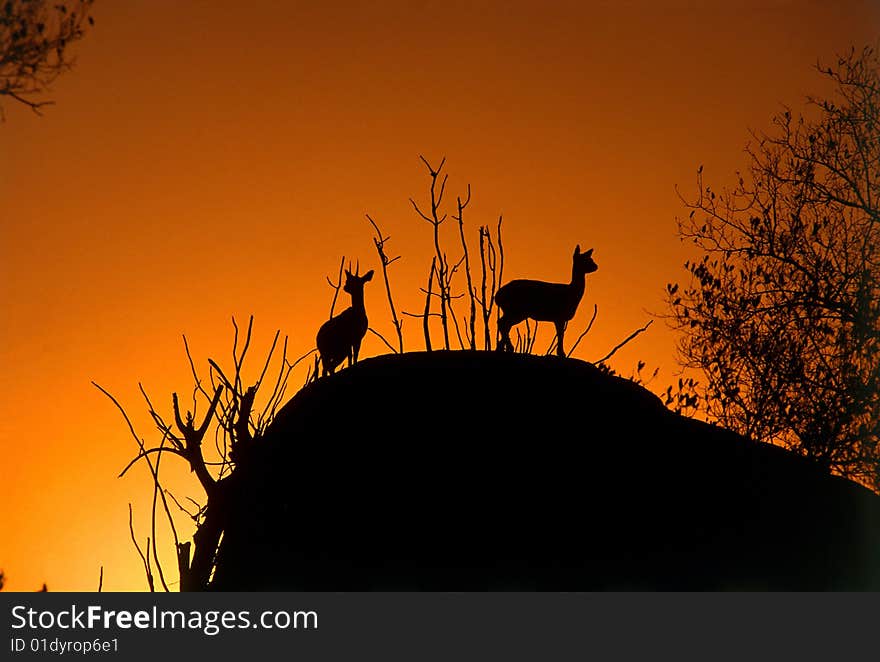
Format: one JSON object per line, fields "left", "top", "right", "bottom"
{"left": 0, "top": 0, "right": 95, "bottom": 117}
{"left": 669, "top": 44, "right": 880, "bottom": 490}
{"left": 662, "top": 376, "right": 701, "bottom": 418}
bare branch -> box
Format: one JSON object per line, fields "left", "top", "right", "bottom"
{"left": 595, "top": 320, "right": 654, "bottom": 365}
{"left": 367, "top": 327, "right": 397, "bottom": 353}
{"left": 254, "top": 329, "right": 281, "bottom": 391}
{"left": 455, "top": 186, "right": 477, "bottom": 350}
{"left": 166, "top": 489, "right": 201, "bottom": 522}
{"left": 567, "top": 304, "right": 599, "bottom": 357}
{"left": 326, "top": 256, "right": 346, "bottom": 319}
{"left": 366, "top": 214, "right": 404, "bottom": 353}
{"left": 92, "top": 381, "right": 142, "bottom": 448}
{"left": 128, "top": 504, "right": 154, "bottom": 592}
{"left": 116, "top": 446, "right": 185, "bottom": 476}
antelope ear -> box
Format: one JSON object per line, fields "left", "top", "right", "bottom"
{"left": 363, "top": 269, "right": 374, "bottom": 282}
{"left": 574, "top": 244, "right": 581, "bottom": 257}
{"left": 585, "top": 248, "right": 594, "bottom": 257}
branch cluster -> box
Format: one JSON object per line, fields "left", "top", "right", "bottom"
{"left": 668, "top": 44, "right": 880, "bottom": 489}
{"left": 0, "top": 0, "right": 94, "bottom": 116}
{"left": 97, "top": 317, "right": 315, "bottom": 590}
{"left": 401, "top": 156, "right": 505, "bottom": 351}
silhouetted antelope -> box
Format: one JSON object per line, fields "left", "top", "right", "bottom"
{"left": 495, "top": 245, "right": 598, "bottom": 357}
{"left": 317, "top": 265, "right": 374, "bottom": 376}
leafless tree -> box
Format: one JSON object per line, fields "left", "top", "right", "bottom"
{"left": 97, "top": 316, "right": 315, "bottom": 590}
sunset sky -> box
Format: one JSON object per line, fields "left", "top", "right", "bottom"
{"left": 2, "top": 0, "right": 878, "bottom": 591}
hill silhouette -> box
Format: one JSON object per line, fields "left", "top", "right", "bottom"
{"left": 209, "top": 351, "right": 880, "bottom": 590}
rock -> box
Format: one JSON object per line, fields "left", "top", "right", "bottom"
{"left": 210, "top": 351, "right": 880, "bottom": 590}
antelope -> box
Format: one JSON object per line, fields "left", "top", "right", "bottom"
{"left": 316, "top": 265, "right": 374, "bottom": 376}
{"left": 494, "top": 245, "right": 598, "bottom": 357}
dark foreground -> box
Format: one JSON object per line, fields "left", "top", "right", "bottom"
{"left": 210, "top": 352, "right": 880, "bottom": 590}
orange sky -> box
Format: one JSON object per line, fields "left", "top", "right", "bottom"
{"left": 1, "top": 1, "right": 878, "bottom": 591}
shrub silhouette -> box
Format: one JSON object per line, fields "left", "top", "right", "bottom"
{"left": 668, "top": 44, "right": 880, "bottom": 491}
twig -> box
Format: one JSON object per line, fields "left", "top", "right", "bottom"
{"left": 259, "top": 347, "right": 316, "bottom": 429}
{"left": 424, "top": 258, "right": 435, "bottom": 351}
{"left": 479, "top": 228, "right": 491, "bottom": 349}
{"left": 326, "top": 256, "right": 346, "bottom": 319}
{"left": 182, "top": 334, "right": 213, "bottom": 417}
{"left": 149, "top": 432, "right": 171, "bottom": 592}
{"left": 455, "top": 186, "right": 477, "bottom": 350}
{"left": 207, "top": 359, "right": 234, "bottom": 394}
{"left": 419, "top": 289, "right": 465, "bottom": 300}
{"left": 139, "top": 387, "right": 183, "bottom": 451}
{"left": 3, "top": 90, "right": 54, "bottom": 116}
{"left": 92, "top": 382, "right": 143, "bottom": 449}
{"left": 496, "top": 215, "right": 504, "bottom": 294}
{"left": 411, "top": 155, "right": 451, "bottom": 349}
{"left": 231, "top": 316, "right": 254, "bottom": 394}
{"left": 567, "top": 304, "right": 599, "bottom": 357}
{"left": 402, "top": 259, "right": 438, "bottom": 350}
{"left": 476, "top": 218, "right": 503, "bottom": 350}
{"left": 366, "top": 214, "right": 404, "bottom": 353}
{"left": 257, "top": 336, "right": 291, "bottom": 428}
{"left": 368, "top": 327, "right": 397, "bottom": 353}
{"left": 132, "top": 383, "right": 183, "bottom": 592}
{"left": 115, "top": 446, "right": 185, "bottom": 475}
{"left": 128, "top": 504, "right": 154, "bottom": 592}
{"left": 595, "top": 320, "right": 654, "bottom": 364}
{"left": 166, "top": 489, "right": 201, "bottom": 521}
{"left": 254, "top": 329, "right": 281, "bottom": 391}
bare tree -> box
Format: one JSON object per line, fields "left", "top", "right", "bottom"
{"left": 1, "top": 0, "right": 95, "bottom": 117}
{"left": 403, "top": 156, "right": 490, "bottom": 352}
{"left": 410, "top": 155, "right": 457, "bottom": 349}
{"left": 97, "top": 317, "right": 315, "bottom": 590}
{"left": 668, "top": 44, "right": 880, "bottom": 491}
